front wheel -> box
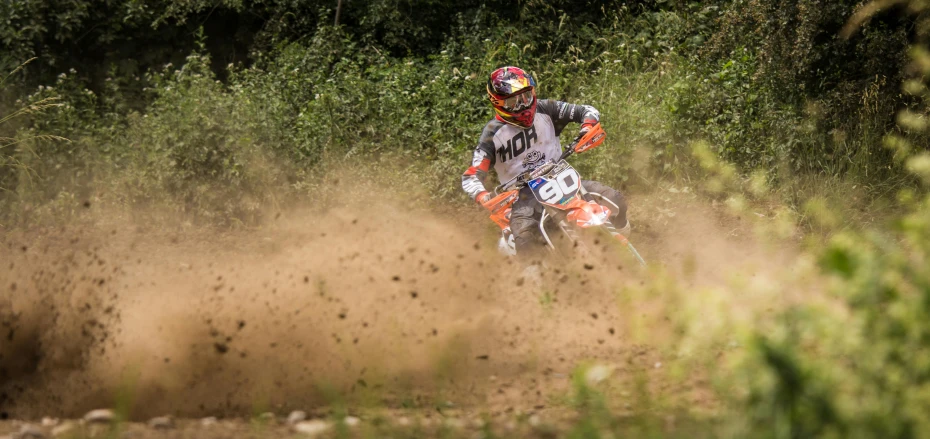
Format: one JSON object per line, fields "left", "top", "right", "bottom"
{"left": 599, "top": 219, "right": 647, "bottom": 267}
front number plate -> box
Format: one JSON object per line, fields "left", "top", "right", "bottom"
{"left": 528, "top": 163, "right": 581, "bottom": 207}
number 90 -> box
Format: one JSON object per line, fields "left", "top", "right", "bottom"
{"left": 535, "top": 169, "right": 580, "bottom": 204}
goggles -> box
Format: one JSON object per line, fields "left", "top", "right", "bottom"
{"left": 502, "top": 89, "right": 534, "bottom": 112}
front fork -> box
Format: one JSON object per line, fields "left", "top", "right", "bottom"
{"left": 543, "top": 185, "right": 590, "bottom": 252}
{"left": 539, "top": 208, "right": 588, "bottom": 255}
{"left": 601, "top": 217, "right": 647, "bottom": 267}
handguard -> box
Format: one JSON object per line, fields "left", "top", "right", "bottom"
{"left": 572, "top": 122, "right": 606, "bottom": 154}
{"left": 484, "top": 190, "right": 519, "bottom": 230}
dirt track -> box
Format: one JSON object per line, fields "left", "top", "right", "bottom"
{"left": 0, "top": 186, "right": 787, "bottom": 432}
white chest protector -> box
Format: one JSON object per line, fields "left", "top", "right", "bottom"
{"left": 491, "top": 114, "right": 562, "bottom": 183}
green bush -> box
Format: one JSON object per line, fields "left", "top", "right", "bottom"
{"left": 5, "top": 0, "right": 928, "bottom": 224}
{"left": 109, "top": 48, "right": 292, "bottom": 223}
{"left": 731, "top": 14, "right": 930, "bottom": 434}
{"left": 728, "top": 188, "right": 930, "bottom": 437}
{"left": 666, "top": 0, "right": 915, "bottom": 182}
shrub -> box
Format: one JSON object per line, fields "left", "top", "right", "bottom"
{"left": 109, "top": 48, "right": 292, "bottom": 223}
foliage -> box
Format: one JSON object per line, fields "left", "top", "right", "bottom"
{"left": 3, "top": 0, "right": 926, "bottom": 215}
{"left": 670, "top": 0, "right": 915, "bottom": 180}
{"left": 726, "top": 3, "right": 930, "bottom": 437}
{"left": 1, "top": 0, "right": 702, "bottom": 222}
{"left": 722, "top": 187, "right": 930, "bottom": 437}
{"left": 109, "top": 47, "right": 296, "bottom": 223}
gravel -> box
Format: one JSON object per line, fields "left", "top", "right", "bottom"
{"left": 286, "top": 411, "right": 307, "bottom": 425}
{"left": 83, "top": 409, "right": 116, "bottom": 424}
{"left": 584, "top": 364, "right": 614, "bottom": 385}
{"left": 50, "top": 422, "right": 76, "bottom": 437}
{"left": 147, "top": 416, "right": 174, "bottom": 430}
{"left": 18, "top": 424, "right": 45, "bottom": 439}
{"left": 528, "top": 414, "right": 542, "bottom": 427}
{"left": 293, "top": 420, "right": 330, "bottom": 437}
{"left": 444, "top": 418, "right": 465, "bottom": 429}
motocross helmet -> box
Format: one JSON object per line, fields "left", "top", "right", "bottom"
{"left": 487, "top": 66, "right": 537, "bottom": 128}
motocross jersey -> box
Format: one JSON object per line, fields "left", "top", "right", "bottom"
{"left": 462, "top": 99, "right": 600, "bottom": 200}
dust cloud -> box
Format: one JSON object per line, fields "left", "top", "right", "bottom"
{"left": 0, "top": 183, "right": 784, "bottom": 420}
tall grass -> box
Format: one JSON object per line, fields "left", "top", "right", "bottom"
{"left": 0, "top": 58, "right": 75, "bottom": 227}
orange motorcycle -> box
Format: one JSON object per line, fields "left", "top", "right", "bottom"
{"left": 484, "top": 123, "right": 646, "bottom": 266}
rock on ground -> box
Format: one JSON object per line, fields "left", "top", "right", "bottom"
{"left": 286, "top": 411, "right": 307, "bottom": 425}
{"left": 293, "top": 420, "right": 330, "bottom": 437}
{"left": 83, "top": 409, "right": 116, "bottom": 424}
{"left": 50, "top": 422, "right": 76, "bottom": 437}
{"left": 147, "top": 416, "right": 174, "bottom": 430}
{"left": 18, "top": 424, "right": 45, "bottom": 439}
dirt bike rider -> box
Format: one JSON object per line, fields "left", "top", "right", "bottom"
{"left": 462, "top": 66, "right": 631, "bottom": 258}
